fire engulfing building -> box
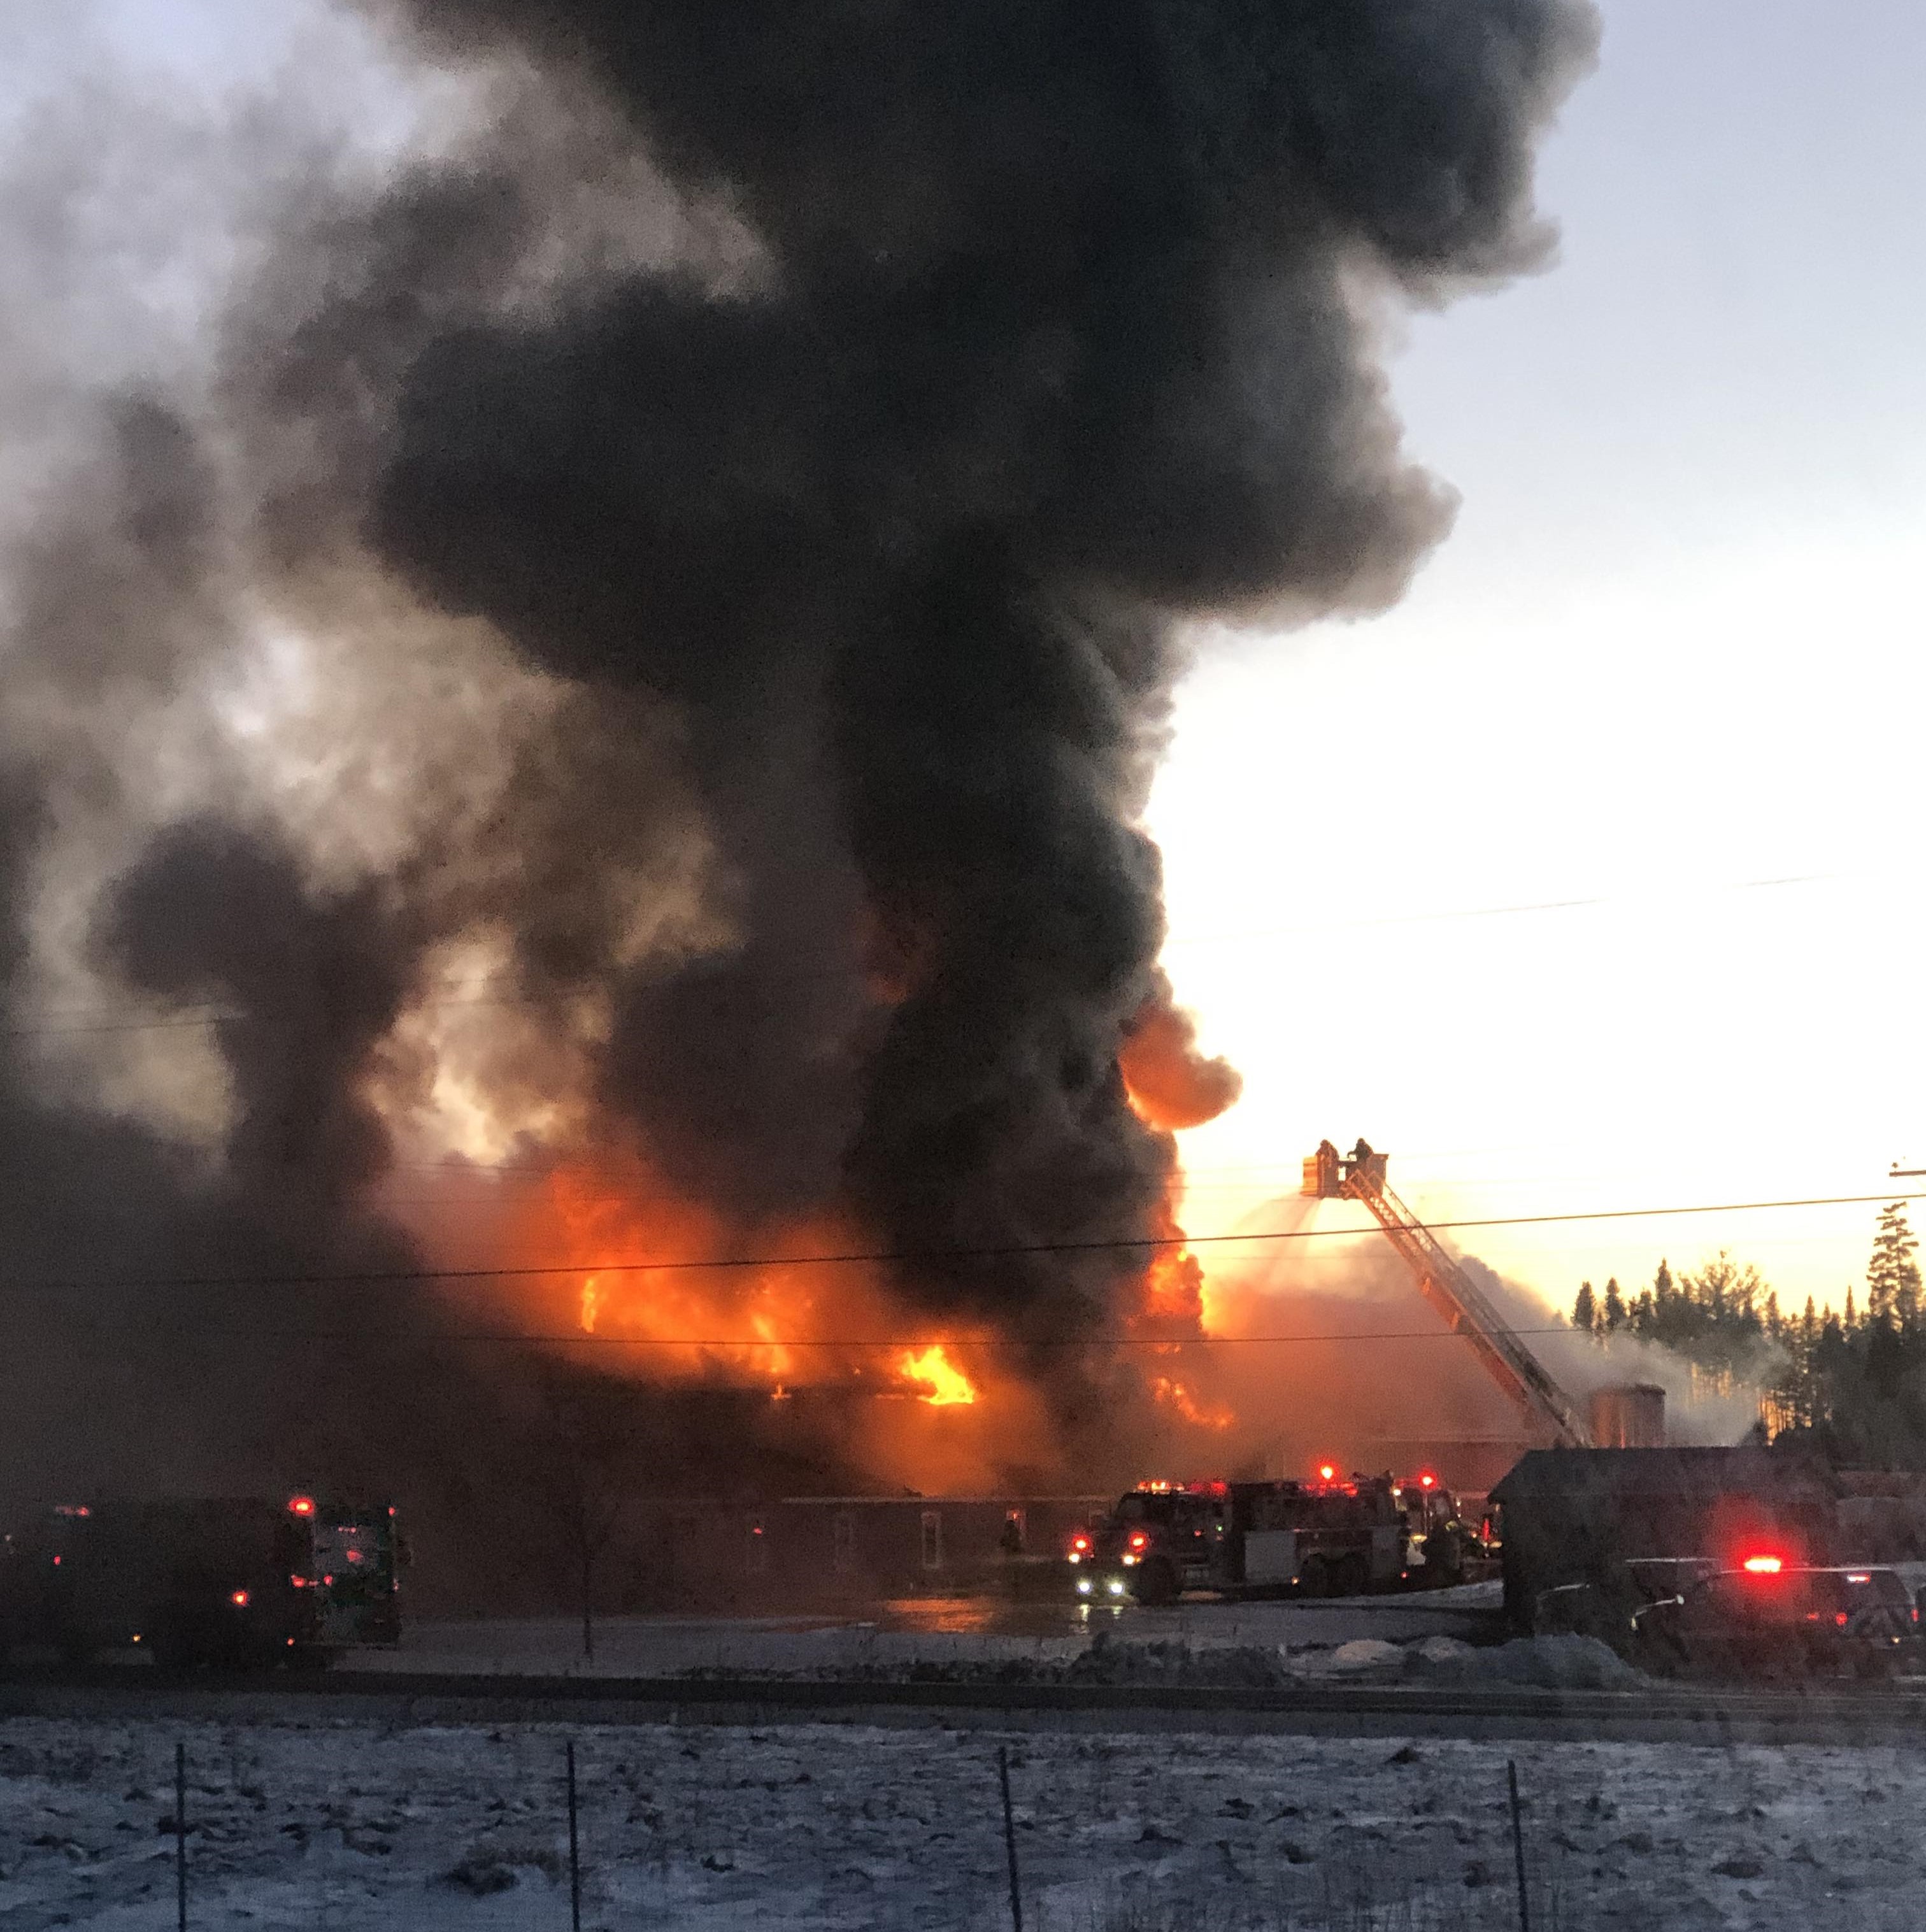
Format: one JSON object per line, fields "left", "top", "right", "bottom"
{"left": 0, "top": 0, "right": 1604, "bottom": 1516}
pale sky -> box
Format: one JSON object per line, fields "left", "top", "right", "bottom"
{"left": 13, "top": 0, "right": 1925, "bottom": 1324}
{"left": 1155, "top": 0, "right": 1926, "bottom": 1315}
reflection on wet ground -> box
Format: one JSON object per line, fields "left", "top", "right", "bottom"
{"left": 866, "top": 1595, "right": 1123, "bottom": 1636}
{"left": 866, "top": 1586, "right": 1501, "bottom": 1643}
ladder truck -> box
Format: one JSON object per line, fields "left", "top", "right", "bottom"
{"left": 1302, "top": 1139, "right": 1592, "bottom": 1450}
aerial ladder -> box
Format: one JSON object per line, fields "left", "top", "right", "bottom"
{"left": 1303, "top": 1139, "right": 1592, "bottom": 1449}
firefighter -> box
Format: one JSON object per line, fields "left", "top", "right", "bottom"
{"left": 1422, "top": 1517, "right": 1466, "bottom": 1586}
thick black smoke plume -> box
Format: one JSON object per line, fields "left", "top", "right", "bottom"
{"left": 0, "top": 0, "right": 1596, "bottom": 1518}
{"left": 355, "top": 0, "right": 1597, "bottom": 1350}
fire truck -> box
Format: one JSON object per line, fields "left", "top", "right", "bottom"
{"left": 1071, "top": 1476, "right": 1409, "bottom": 1606}
{"left": 0, "top": 1494, "right": 403, "bottom": 1670}
{"left": 1393, "top": 1471, "right": 1474, "bottom": 1586}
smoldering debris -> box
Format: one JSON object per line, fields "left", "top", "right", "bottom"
{"left": 0, "top": 0, "right": 1597, "bottom": 1508}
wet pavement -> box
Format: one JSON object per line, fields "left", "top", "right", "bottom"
{"left": 334, "top": 1583, "right": 1505, "bottom": 1678}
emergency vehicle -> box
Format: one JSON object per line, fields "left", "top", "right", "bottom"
{"left": 1069, "top": 1475, "right": 1408, "bottom": 1606}
{"left": 1630, "top": 1557, "right": 1923, "bottom": 1678}
{"left": 0, "top": 1494, "right": 403, "bottom": 1669}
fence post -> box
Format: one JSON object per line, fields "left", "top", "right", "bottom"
{"left": 567, "top": 1738, "right": 581, "bottom": 1932}
{"left": 997, "top": 1744, "right": 1023, "bottom": 1932}
{"left": 175, "top": 1739, "right": 187, "bottom": 1932}
{"left": 1508, "top": 1758, "right": 1531, "bottom": 1932}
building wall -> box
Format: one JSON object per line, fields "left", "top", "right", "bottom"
{"left": 613, "top": 1496, "right": 1113, "bottom": 1610}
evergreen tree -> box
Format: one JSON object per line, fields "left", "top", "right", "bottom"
{"left": 1602, "top": 1277, "right": 1627, "bottom": 1334}
{"left": 1867, "top": 1202, "right": 1922, "bottom": 1331}
{"left": 1572, "top": 1280, "right": 1598, "bottom": 1336}
{"left": 1651, "top": 1259, "right": 1678, "bottom": 1335}
{"left": 1682, "top": 1251, "right": 1764, "bottom": 1327}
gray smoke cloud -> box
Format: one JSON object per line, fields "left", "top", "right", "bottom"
{"left": 0, "top": 0, "right": 1597, "bottom": 1510}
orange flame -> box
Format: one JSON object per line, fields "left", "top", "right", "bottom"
{"left": 1150, "top": 1375, "right": 1233, "bottom": 1431}
{"left": 899, "top": 1343, "right": 977, "bottom": 1406}
{"left": 485, "top": 1153, "right": 994, "bottom": 1419}
{"left": 401, "top": 1134, "right": 1180, "bottom": 1485}
{"left": 1128, "top": 1194, "right": 1208, "bottom": 1343}
{"left": 523, "top": 1161, "right": 829, "bottom": 1382}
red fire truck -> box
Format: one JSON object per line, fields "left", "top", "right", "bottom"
{"left": 1071, "top": 1476, "right": 1409, "bottom": 1606}
{"left": 0, "top": 1494, "right": 403, "bottom": 1669}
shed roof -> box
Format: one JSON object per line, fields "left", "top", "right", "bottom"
{"left": 1490, "top": 1447, "right": 1837, "bottom": 1505}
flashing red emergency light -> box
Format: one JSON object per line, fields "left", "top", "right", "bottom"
{"left": 1318, "top": 1464, "right": 1336, "bottom": 1483}
{"left": 229, "top": 1589, "right": 250, "bottom": 1608}
{"left": 289, "top": 1495, "right": 315, "bottom": 1517}
{"left": 1741, "top": 1554, "right": 1783, "bottom": 1575}
{"left": 1127, "top": 1530, "right": 1150, "bottom": 1552}
{"left": 1418, "top": 1473, "right": 1436, "bottom": 1490}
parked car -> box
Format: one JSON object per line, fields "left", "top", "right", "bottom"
{"left": 1631, "top": 1560, "right": 1920, "bottom": 1679}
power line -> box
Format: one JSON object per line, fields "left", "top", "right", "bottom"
{"left": 13, "top": 1323, "right": 1604, "bottom": 1349}
{"left": 9, "top": 1187, "right": 1919, "bottom": 1297}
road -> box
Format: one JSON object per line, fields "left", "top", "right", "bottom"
{"left": 331, "top": 1583, "right": 1507, "bottom": 1678}
{"left": 14, "top": 1587, "right": 1923, "bottom": 1745}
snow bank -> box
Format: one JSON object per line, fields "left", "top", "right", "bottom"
{"left": 1324, "top": 1638, "right": 1406, "bottom": 1675}
{"left": 1409, "top": 1631, "right": 1641, "bottom": 1689}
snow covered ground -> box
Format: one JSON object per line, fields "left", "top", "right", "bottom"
{"left": 0, "top": 1706, "right": 1918, "bottom": 1928}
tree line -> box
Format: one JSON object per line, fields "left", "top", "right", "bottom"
{"left": 1571, "top": 1203, "right": 1926, "bottom": 1466}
